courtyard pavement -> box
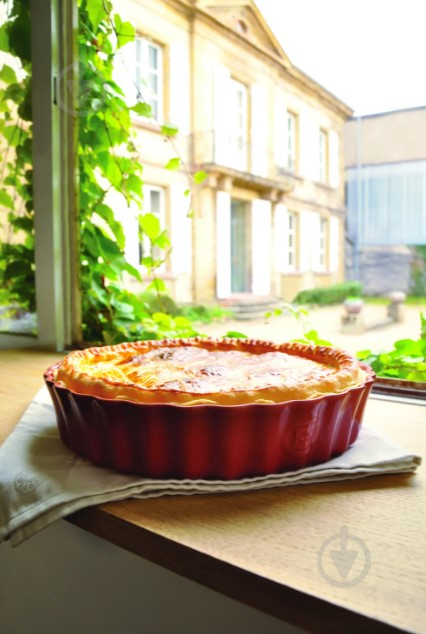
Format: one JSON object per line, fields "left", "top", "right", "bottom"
{"left": 201, "top": 303, "right": 425, "bottom": 357}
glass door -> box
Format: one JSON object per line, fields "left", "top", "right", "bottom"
{"left": 230, "top": 199, "right": 251, "bottom": 293}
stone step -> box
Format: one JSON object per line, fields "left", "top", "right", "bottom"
{"left": 219, "top": 295, "right": 281, "bottom": 321}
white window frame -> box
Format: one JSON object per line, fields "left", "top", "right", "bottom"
{"left": 134, "top": 37, "right": 164, "bottom": 122}
{"left": 319, "top": 129, "right": 328, "bottom": 183}
{"left": 139, "top": 185, "right": 167, "bottom": 272}
{"left": 287, "top": 211, "right": 297, "bottom": 271}
{"left": 287, "top": 112, "right": 297, "bottom": 173}
{"left": 0, "top": 0, "right": 78, "bottom": 351}
{"left": 319, "top": 216, "right": 327, "bottom": 270}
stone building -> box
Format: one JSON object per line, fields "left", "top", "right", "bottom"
{"left": 115, "top": 0, "right": 352, "bottom": 307}
{"left": 344, "top": 106, "right": 426, "bottom": 295}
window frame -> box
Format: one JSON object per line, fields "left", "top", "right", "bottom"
{"left": 0, "top": 0, "right": 78, "bottom": 351}
{"left": 139, "top": 185, "right": 167, "bottom": 273}
{"left": 134, "top": 36, "right": 164, "bottom": 122}
{"left": 286, "top": 111, "right": 297, "bottom": 173}
{"left": 287, "top": 211, "right": 297, "bottom": 271}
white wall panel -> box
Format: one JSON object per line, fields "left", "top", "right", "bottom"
{"left": 251, "top": 83, "right": 269, "bottom": 177}
{"left": 328, "top": 130, "right": 340, "bottom": 188}
{"left": 216, "top": 190, "right": 231, "bottom": 298}
{"left": 274, "top": 203, "right": 288, "bottom": 273}
{"left": 274, "top": 91, "right": 287, "bottom": 169}
{"left": 299, "top": 110, "right": 319, "bottom": 181}
{"left": 169, "top": 42, "right": 190, "bottom": 134}
{"left": 252, "top": 199, "right": 272, "bottom": 295}
{"left": 329, "top": 215, "right": 340, "bottom": 272}
{"left": 214, "top": 64, "right": 231, "bottom": 166}
{"left": 299, "top": 210, "right": 321, "bottom": 272}
{"left": 170, "top": 186, "right": 192, "bottom": 274}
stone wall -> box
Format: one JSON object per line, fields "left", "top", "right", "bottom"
{"left": 345, "top": 245, "right": 413, "bottom": 295}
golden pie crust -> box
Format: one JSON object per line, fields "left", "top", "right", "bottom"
{"left": 54, "top": 337, "right": 368, "bottom": 406}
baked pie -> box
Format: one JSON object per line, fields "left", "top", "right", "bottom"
{"left": 45, "top": 337, "right": 374, "bottom": 479}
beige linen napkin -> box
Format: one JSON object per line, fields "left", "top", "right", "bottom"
{"left": 0, "top": 386, "right": 421, "bottom": 546}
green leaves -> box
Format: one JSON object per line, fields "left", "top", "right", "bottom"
{"left": 356, "top": 313, "right": 426, "bottom": 381}
{"left": 193, "top": 170, "right": 207, "bottom": 184}
{"left": 0, "top": 23, "right": 9, "bottom": 52}
{"left": 0, "top": 65, "right": 17, "bottom": 84}
{"left": 2, "top": 124, "right": 20, "bottom": 145}
{"left": 224, "top": 331, "right": 248, "bottom": 339}
{"left": 87, "top": 0, "right": 107, "bottom": 31}
{"left": 0, "top": 189, "right": 13, "bottom": 209}
{"left": 165, "top": 157, "right": 181, "bottom": 171}
{"left": 139, "top": 212, "right": 161, "bottom": 241}
{"left": 113, "top": 14, "right": 135, "bottom": 49}
{"left": 161, "top": 123, "right": 178, "bottom": 137}
{"left": 130, "top": 102, "right": 152, "bottom": 118}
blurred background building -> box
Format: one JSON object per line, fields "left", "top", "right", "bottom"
{"left": 344, "top": 106, "right": 426, "bottom": 295}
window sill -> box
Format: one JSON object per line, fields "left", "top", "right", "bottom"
{"left": 313, "top": 180, "right": 336, "bottom": 192}
{"left": 131, "top": 116, "right": 164, "bottom": 134}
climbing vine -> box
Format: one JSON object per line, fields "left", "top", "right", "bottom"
{"left": 0, "top": 0, "right": 204, "bottom": 344}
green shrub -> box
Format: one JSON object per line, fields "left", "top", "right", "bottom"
{"left": 139, "top": 291, "right": 181, "bottom": 316}
{"left": 139, "top": 292, "right": 232, "bottom": 324}
{"left": 293, "top": 282, "right": 362, "bottom": 306}
{"left": 179, "top": 303, "right": 233, "bottom": 324}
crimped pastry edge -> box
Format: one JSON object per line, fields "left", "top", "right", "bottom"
{"left": 53, "top": 337, "right": 369, "bottom": 406}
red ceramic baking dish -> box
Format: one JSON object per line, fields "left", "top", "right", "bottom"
{"left": 43, "top": 341, "right": 374, "bottom": 480}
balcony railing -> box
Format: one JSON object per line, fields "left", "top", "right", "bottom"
{"left": 191, "top": 130, "right": 298, "bottom": 192}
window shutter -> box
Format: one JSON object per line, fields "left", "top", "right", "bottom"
{"left": 310, "top": 211, "right": 321, "bottom": 271}
{"left": 169, "top": 43, "right": 190, "bottom": 134}
{"left": 274, "top": 203, "right": 288, "bottom": 273}
{"left": 299, "top": 111, "right": 319, "bottom": 180}
{"left": 105, "top": 190, "right": 140, "bottom": 268}
{"left": 252, "top": 199, "right": 272, "bottom": 295}
{"left": 115, "top": 39, "right": 138, "bottom": 107}
{"left": 329, "top": 215, "right": 340, "bottom": 272}
{"left": 274, "top": 91, "right": 287, "bottom": 168}
{"left": 170, "top": 186, "right": 192, "bottom": 274}
{"left": 299, "top": 209, "right": 321, "bottom": 272}
{"left": 299, "top": 210, "right": 311, "bottom": 272}
{"left": 329, "top": 130, "right": 340, "bottom": 188}
{"left": 251, "top": 83, "right": 268, "bottom": 177}
{"left": 216, "top": 191, "right": 231, "bottom": 298}
{"left": 214, "top": 65, "right": 231, "bottom": 166}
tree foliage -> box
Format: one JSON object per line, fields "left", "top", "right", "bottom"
{"left": 0, "top": 0, "right": 204, "bottom": 343}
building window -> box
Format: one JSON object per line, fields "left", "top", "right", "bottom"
{"left": 319, "top": 129, "right": 328, "bottom": 182}
{"left": 319, "top": 216, "right": 327, "bottom": 269}
{"left": 287, "top": 112, "right": 297, "bottom": 172}
{"left": 139, "top": 186, "right": 166, "bottom": 270}
{"left": 287, "top": 211, "right": 297, "bottom": 270}
{"left": 134, "top": 37, "right": 163, "bottom": 121}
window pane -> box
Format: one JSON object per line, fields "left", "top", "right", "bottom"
{"left": 148, "top": 44, "right": 158, "bottom": 69}
{"left": 150, "top": 190, "right": 161, "bottom": 215}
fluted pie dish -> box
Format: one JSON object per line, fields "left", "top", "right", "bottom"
{"left": 44, "top": 337, "right": 374, "bottom": 479}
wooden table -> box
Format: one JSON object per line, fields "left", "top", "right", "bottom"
{"left": 1, "top": 350, "right": 425, "bottom": 634}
